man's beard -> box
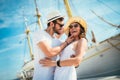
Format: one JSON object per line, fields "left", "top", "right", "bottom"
{"left": 53, "top": 27, "right": 61, "bottom": 35}
{"left": 54, "top": 30, "right": 61, "bottom": 35}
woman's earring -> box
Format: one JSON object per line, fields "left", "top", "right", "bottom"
{"left": 80, "top": 33, "right": 85, "bottom": 38}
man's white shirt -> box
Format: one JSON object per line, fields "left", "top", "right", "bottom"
{"left": 32, "top": 30, "right": 61, "bottom": 80}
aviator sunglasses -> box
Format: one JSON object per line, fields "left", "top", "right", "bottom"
{"left": 55, "top": 18, "right": 64, "bottom": 27}
{"left": 56, "top": 22, "right": 64, "bottom": 27}
{"left": 69, "top": 23, "right": 80, "bottom": 29}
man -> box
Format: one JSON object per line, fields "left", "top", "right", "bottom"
{"left": 32, "top": 11, "right": 68, "bottom": 80}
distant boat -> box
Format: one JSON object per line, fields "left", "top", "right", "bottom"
{"left": 17, "top": 0, "right": 120, "bottom": 80}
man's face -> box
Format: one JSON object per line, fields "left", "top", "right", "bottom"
{"left": 53, "top": 18, "right": 64, "bottom": 35}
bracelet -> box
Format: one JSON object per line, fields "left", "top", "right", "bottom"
{"left": 57, "top": 60, "right": 61, "bottom": 67}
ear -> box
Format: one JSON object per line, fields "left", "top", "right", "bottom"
{"left": 50, "top": 22, "right": 55, "bottom": 28}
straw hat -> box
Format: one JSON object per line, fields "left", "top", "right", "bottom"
{"left": 64, "top": 16, "right": 87, "bottom": 35}
{"left": 47, "top": 11, "right": 64, "bottom": 23}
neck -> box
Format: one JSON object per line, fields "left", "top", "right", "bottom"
{"left": 73, "top": 36, "right": 79, "bottom": 41}
{"left": 55, "top": 33, "right": 62, "bottom": 39}
{"left": 45, "top": 27, "right": 54, "bottom": 37}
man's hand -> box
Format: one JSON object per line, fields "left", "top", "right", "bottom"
{"left": 39, "top": 58, "right": 56, "bottom": 67}
{"left": 70, "top": 54, "right": 79, "bottom": 68}
{"left": 65, "top": 35, "right": 74, "bottom": 45}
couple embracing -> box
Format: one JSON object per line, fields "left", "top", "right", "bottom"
{"left": 32, "top": 11, "right": 87, "bottom": 80}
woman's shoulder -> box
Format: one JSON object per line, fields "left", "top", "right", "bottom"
{"left": 78, "top": 38, "right": 87, "bottom": 49}
{"left": 71, "top": 38, "right": 87, "bottom": 46}
{"left": 78, "top": 38, "right": 87, "bottom": 43}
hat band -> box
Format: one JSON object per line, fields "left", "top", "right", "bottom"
{"left": 48, "top": 15, "right": 61, "bottom": 22}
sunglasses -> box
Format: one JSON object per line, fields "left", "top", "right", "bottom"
{"left": 69, "top": 23, "right": 79, "bottom": 29}
{"left": 56, "top": 22, "right": 64, "bottom": 27}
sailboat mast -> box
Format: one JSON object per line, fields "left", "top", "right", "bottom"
{"left": 24, "top": 17, "right": 34, "bottom": 60}
{"left": 34, "top": 0, "right": 42, "bottom": 29}
{"left": 63, "top": 0, "right": 73, "bottom": 18}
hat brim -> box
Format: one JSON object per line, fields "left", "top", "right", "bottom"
{"left": 47, "top": 16, "right": 64, "bottom": 23}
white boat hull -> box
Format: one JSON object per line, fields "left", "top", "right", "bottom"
{"left": 76, "top": 34, "right": 120, "bottom": 79}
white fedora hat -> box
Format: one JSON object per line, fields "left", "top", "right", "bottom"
{"left": 47, "top": 10, "right": 64, "bottom": 23}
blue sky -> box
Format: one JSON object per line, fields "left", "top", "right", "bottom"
{"left": 0, "top": 0, "right": 120, "bottom": 80}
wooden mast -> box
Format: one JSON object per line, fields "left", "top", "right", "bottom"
{"left": 23, "top": 0, "right": 43, "bottom": 60}
{"left": 34, "top": 0, "right": 43, "bottom": 29}
{"left": 63, "top": 0, "right": 73, "bottom": 18}
{"left": 24, "top": 17, "right": 34, "bottom": 60}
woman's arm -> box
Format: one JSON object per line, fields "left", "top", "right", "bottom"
{"left": 39, "top": 38, "right": 87, "bottom": 67}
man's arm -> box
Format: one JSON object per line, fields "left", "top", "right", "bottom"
{"left": 39, "top": 38, "right": 87, "bottom": 67}
{"left": 37, "top": 34, "right": 74, "bottom": 58}
{"left": 37, "top": 41, "right": 68, "bottom": 58}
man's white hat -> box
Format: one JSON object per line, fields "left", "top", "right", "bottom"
{"left": 47, "top": 11, "right": 64, "bottom": 23}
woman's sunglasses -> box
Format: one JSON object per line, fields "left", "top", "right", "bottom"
{"left": 69, "top": 23, "right": 79, "bottom": 29}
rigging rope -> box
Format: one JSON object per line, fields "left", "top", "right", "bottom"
{"left": 97, "top": 0, "right": 120, "bottom": 16}
{"left": 90, "top": 9, "right": 119, "bottom": 28}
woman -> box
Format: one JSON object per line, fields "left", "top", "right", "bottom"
{"left": 40, "top": 16, "right": 87, "bottom": 80}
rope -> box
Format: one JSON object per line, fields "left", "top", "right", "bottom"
{"left": 97, "top": 0, "right": 120, "bottom": 16}
{"left": 90, "top": 9, "right": 119, "bottom": 28}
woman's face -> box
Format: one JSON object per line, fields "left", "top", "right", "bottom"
{"left": 69, "top": 22, "right": 81, "bottom": 37}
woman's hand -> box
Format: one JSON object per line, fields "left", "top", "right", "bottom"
{"left": 39, "top": 58, "right": 56, "bottom": 67}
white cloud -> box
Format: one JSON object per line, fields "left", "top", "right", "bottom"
{"left": 0, "top": 1, "right": 35, "bottom": 29}
{"left": 0, "top": 33, "right": 26, "bottom": 42}
{"left": 0, "top": 34, "right": 27, "bottom": 53}
{"left": 0, "top": 44, "right": 23, "bottom": 53}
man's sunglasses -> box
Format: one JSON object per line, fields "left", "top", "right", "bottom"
{"left": 55, "top": 22, "right": 64, "bottom": 27}
{"left": 53, "top": 18, "right": 64, "bottom": 27}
